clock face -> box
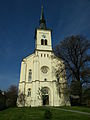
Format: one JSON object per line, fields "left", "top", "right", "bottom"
{"left": 42, "top": 34, "right": 46, "bottom": 39}
{"left": 41, "top": 66, "right": 49, "bottom": 74}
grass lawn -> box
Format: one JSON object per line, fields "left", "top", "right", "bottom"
{"left": 59, "top": 106, "right": 90, "bottom": 113}
{"left": 0, "top": 106, "right": 90, "bottom": 120}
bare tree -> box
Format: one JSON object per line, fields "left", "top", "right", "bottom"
{"left": 6, "top": 85, "right": 18, "bottom": 107}
{"left": 37, "top": 87, "right": 49, "bottom": 105}
{"left": 54, "top": 35, "right": 90, "bottom": 103}
{"left": 17, "top": 91, "right": 26, "bottom": 107}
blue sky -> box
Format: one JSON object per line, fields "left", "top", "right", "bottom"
{"left": 0, "top": 0, "right": 90, "bottom": 90}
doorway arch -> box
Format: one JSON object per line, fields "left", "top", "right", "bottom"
{"left": 41, "top": 87, "right": 50, "bottom": 106}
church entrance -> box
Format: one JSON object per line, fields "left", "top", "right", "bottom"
{"left": 41, "top": 87, "right": 50, "bottom": 106}
{"left": 43, "top": 95, "right": 49, "bottom": 105}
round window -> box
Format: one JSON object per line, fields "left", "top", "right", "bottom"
{"left": 41, "top": 66, "right": 49, "bottom": 74}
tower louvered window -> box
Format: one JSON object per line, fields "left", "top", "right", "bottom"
{"left": 41, "top": 39, "right": 47, "bottom": 45}
{"left": 45, "top": 39, "right": 47, "bottom": 45}
{"left": 41, "top": 39, "right": 44, "bottom": 45}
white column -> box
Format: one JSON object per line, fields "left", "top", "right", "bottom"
{"left": 33, "top": 58, "right": 39, "bottom": 80}
{"left": 19, "top": 62, "right": 26, "bottom": 93}
{"left": 33, "top": 55, "right": 40, "bottom": 106}
{"left": 20, "top": 61, "right": 26, "bottom": 82}
{"left": 53, "top": 80, "right": 59, "bottom": 106}
{"left": 31, "top": 82, "right": 36, "bottom": 106}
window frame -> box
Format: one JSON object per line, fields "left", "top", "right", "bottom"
{"left": 28, "top": 69, "right": 32, "bottom": 82}
{"left": 27, "top": 88, "right": 31, "bottom": 97}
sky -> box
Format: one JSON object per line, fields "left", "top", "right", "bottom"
{"left": 0, "top": 0, "right": 90, "bottom": 90}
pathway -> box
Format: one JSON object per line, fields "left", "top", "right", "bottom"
{"left": 50, "top": 107, "right": 90, "bottom": 116}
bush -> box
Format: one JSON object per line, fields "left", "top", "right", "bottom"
{"left": 0, "top": 93, "right": 7, "bottom": 111}
{"left": 44, "top": 109, "right": 52, "bottom": 119}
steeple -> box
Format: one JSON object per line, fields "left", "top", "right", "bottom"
{"left": 39, "top": 1, "right": 46, "bottom": 29}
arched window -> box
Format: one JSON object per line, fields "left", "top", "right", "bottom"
{"left": 28, "top": 69, "right": 32, "bottom": 81}
{"left": 41, "top": 39, "right": 44, "bottom": 45}
{"left": 45, "top": 39, "right": 47, "bottom": 45}
{"left": 41, "top": 39, "right": 48, "bottom": 45}
{"left": 44, "top": 54, "right": 46, "bottom": 57}
{"left": 27, "top": 88, "right": 31, "bottom": 97}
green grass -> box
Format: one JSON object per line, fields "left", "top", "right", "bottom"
{"left": 58, "top": 106, "right": 90, "bottom": 113}
{"left": 0, "top": 107, "right": 90, "bottom": 120}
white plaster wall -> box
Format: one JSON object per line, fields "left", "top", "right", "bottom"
{"left": 17, "top": 28, "right": 70, "bottom": 107}
{"left": 36, "top": 29, "right": 52, "bottom": 51}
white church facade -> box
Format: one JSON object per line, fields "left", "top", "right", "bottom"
{"left": 17, "top": 5, "right": 70, "bottom": 107}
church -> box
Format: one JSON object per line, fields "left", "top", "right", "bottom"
{"left": 17, "top": 4, "right": 70, "bottom": 107}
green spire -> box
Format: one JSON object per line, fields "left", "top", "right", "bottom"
{"left": 40, "top": 5, "right": 44, "bottom": 20}
{"left": 39, "top": 1, "right": 46, "bottom": 29}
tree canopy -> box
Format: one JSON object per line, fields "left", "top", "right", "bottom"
{"left": 54, "top": 35, "right": 90, "bottom": 85}
{"left": 54, "top": 35, "right": 90, "bottom": 103}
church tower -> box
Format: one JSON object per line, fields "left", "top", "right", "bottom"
{"left": 17, "top": 2, "right": 70, "bottom": 107}
{"left": 35, "top": 5, "right": 52, "bottom": 51}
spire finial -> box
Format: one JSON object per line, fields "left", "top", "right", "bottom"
{"left": 40, "top": 1, "right": 44, "bottom": 20}
{"left": 41, "top": 0, "right": 44, "bottom": 9}
{"left": 39, "top": 0, "right": 46, "bottom": 29}
{"left": 42, "top": 0, "right": 43, "bottom": 6}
